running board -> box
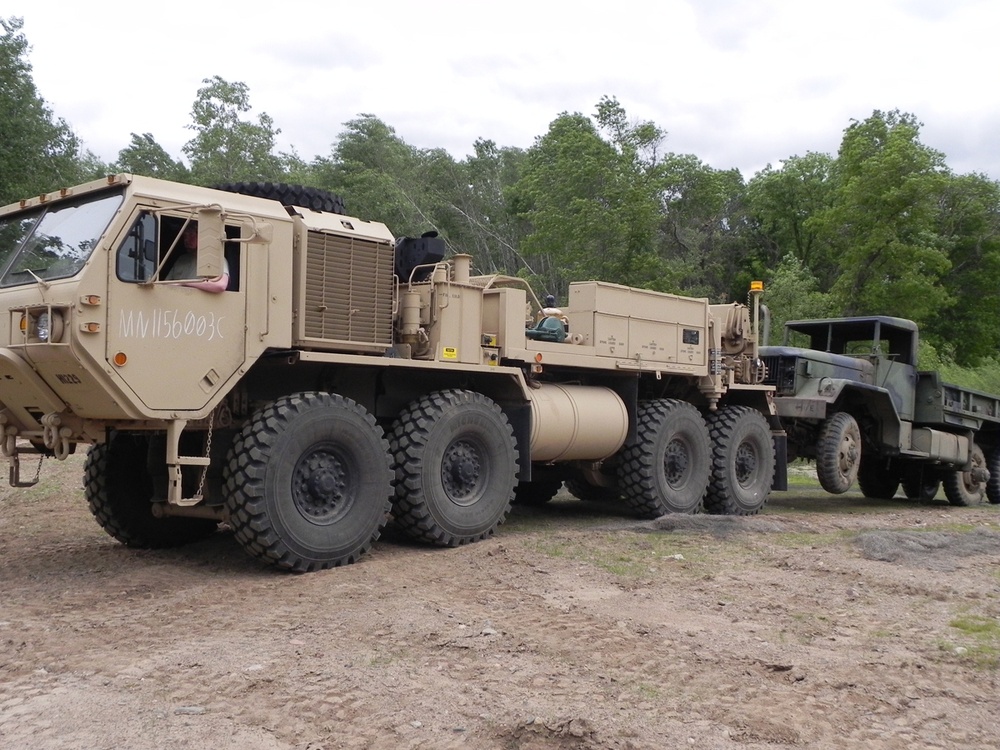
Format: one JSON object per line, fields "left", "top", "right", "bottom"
{"left": 166, "top": 419, "right": 211, "bottom": 507}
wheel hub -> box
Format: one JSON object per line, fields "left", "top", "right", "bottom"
{"left": 838, "top": 435, "right": 858, "bottom": 473}
{"left": 735, "top": 441, "right": 758, "bottom": 486}
{"left": 292, "top": 448, "right": 349, "bottom": 521}
{"left": 442, "top": 439, "right": 482, "bottom": 504}
{"left": 663, "top": 438, "right": 690, "bottom": 487}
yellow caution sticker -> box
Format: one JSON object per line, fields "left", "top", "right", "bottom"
{"left": 442, "top": 346, "right": 458, "bottom": 360}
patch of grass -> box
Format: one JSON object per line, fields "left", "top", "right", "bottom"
{"left": 785, "top": 475, "right": 821, "bottom": 489}
{"left": 765, "top": 529, "right": 853, "bottom": 549}
{"left": 950, "top": 614, "right": 1000, "bottom": 637}
{"left": 530, "top": 530, "right": 725, "bottom": 579}
{"left": 785, "top": 460, "right": 821, "bottom": 488}
{"left": 871, "top": 629, "right": 898, "bottom": 639}
{"left": 367, "top": 653, "right": 398, "bottom": 668}
{"left": 940, "top": 614, "right": 1000, "bottom": 669}
{"left": 929, "top": 522, "right": 995, "bottom": 534}
{"left": 634, "top": 683, "right": 661, "bottom": 700}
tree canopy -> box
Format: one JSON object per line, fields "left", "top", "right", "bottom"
{"left": 182, "top": 76, "right": 284, "bottom": 185}
{"left": 0, "top": 17, "right": 94, "bottom": 204}
{"left": 4, "top": 17, "right": 1000, "bottom": 367}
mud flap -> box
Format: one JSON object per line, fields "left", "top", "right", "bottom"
{"left": 772, "top": 431, "right": 788, "bottom": 491}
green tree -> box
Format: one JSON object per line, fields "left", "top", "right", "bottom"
{"left": 658, "top": 153, "right": 749, "bottom": 299}
{"left": 312, "top": 115, "right": 440, "bottom": 233}
{"left": 113, "top": 132, "right": 188, "bottom": 180}
{"left": 442, "top": 138, "right": 528, "bottom": 274}
{"left": 512, "top": 102, "right": 665, "bottom": 295}
{"left": 761, "top": 253, "right": 834, "bottom": 339}
{"left": 0, "top": 17, "right": 87, "bottom": 203}
{"left": 746, "top": 152, "right": 836, "bottom": 283}
{"left": 311, "top": 114, "right": 517, "bottom": 276}
{"left": 182, "top": 76, "right": 283, "bottom": 185}
{"left": 926, "top": 172, "right": 1000, "bottom": 364}
{"left": 278, "top": 147, "right": 315, "bottom": 186}
{"left": 812, "top": 110, "right": 951, "bottom": 322}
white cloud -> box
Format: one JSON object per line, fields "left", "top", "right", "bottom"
{"left": 17, "top": 0, "right": 1000, "bottom": 179}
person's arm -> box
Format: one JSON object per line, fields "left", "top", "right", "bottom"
{"left": 183, "top": 273, "right": 229, "bottom": 293}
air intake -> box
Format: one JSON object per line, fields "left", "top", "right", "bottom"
{"left": 298, "top": 230, "right": 394, "bottom": 352}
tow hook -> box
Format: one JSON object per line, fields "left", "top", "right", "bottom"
{"left": 41, "top": 413, "right": 73, "bottom": 460}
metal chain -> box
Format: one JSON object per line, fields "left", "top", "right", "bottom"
{"left": 195, "top": 413, "right": 214, "bottom": 500}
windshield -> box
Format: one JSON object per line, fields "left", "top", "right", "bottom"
{"left": 0, "top": 190, "right": 124, "bottom": 288}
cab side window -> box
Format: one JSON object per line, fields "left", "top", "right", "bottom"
{"left": 224, "top": 224, "right": 240, "bottom": 292}
{"left": 116, "top": 213, "right": 158, "bottom": 282}
{"left": 116, "top": 212, "right": 241, "bottom": 291}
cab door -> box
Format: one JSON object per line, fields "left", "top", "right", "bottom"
{"left": 104, "top": 208, "right": 247, "bottom": 413}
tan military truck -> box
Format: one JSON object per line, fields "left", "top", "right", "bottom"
{"left": 0, "top": 174, "right": 786, "bottom": 571}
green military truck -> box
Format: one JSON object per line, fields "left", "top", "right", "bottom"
{"left": 761, "top": 316, "right": 1000, "bottom": 505}
{"left": 0, "top": 174, "right": 786, "bottom": 571}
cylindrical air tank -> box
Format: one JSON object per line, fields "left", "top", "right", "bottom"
{"left": 528, "top": 383, "right": 629, "bottom": 462}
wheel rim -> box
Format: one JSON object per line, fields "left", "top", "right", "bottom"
{"left": 735, "top": 439, "right": 759, "bottom": 488}
{"left": 964, "top": 451, "right": 986, "bottom": 494}
{"left": 838, "top": 432, "right": 859, "bottom": 476}
{"left": 441, "top": 437, "right": 486, "bottom": 506}
{"left": 291, "top": 443, "right": 354, "bottom": 524}
{"left": 663, "top": 437, "right": 692, "bottom": 489}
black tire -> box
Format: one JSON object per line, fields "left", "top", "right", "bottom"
{"left": 223, "top": 392, "right": 393, "bottom": 572}
{"left": 857, "top": 454, "right": 900, "bottom": 499}
{"left": 84, "top": 433, "right": 218, "bottom": 548}
{"left": 704, "top": 406, "right": 775, "bottom": 515}
{"left": 943, "top": 442, "right": 987, "bottom": 507}
{"left": 816, "top": 412, "right": 861, "bottom": 495}
{"left": 390, "top": 390, "right": 518, "bottom": 546}
{"left": 987, "top": 447, "right": 1000, "bottom": 505}
{"left": 900, "top": 467, "right": 941, "bottom": 502}
{"left": 513, "top": 479, "right": 563, "bottom": 506}
{"left": 617, "top": 400, "right": 711, "bottom": 518}
{"left": 213, "top": 182, "right": 347, "bottom": 214}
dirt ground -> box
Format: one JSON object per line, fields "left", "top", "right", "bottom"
{"left": 2, "top": 454, "right": 999, "bottom": 750}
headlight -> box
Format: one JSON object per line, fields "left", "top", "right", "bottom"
{"left": 31, "top": 310, "right": 64, "bottom": 343}
{"left": 37, "top": 312, "right": 50, "bottom": 342}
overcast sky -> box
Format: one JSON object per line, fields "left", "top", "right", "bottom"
{"left": 16, "top": 0, "right": 1000, "bottom": 181}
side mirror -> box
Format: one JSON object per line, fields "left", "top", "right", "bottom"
{"left": 243, "top": 219, "right": 273, "bottom": 244}
{"left": 196, "top": 206, "right": 225, "bottom": 278}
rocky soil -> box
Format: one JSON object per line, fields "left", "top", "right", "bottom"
{"left": 2, "top": 454, "right": 999, "bottom": 749}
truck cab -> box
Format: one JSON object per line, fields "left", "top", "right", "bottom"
{"left": 762, "top": 316, "right": 919, "bottom": 424}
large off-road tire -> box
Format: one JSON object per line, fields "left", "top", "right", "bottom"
{"left": 816, "top": 412, "right": 861, "bottom": 495}
{"left": 84, "top": 433, "right": 218, "bottom": 548}
{"left": 513, "top": 479, "right": 563, "bottom": 506}
{"left": 617, "top": 400, "right": 711, "bottom": 518}
{"left": 943, "top": 442, "right": 987, "bottom": 507}
{"left": 223, "top": 392, "right": 393, "bottom": 572}
{"left": 390, "top": 390, "right": 518, "bottom": 546}
{"left": 857, "top": 454, "right": 900, "bottom": 499}
{"left": 704, "top": 406, "right": 775, "bottom": 515}
{"left": 900, "top": 466, "right": 941, "bottom": 502}
{"left": 213, "top": 182, "right": 347, "bottom": 214}
{"left": 987, "top": 447, "right": 1000, "bottom": 505}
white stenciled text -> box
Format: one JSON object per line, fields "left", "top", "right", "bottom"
{"left": 118, "top": 308, "right": 225, "bottom": 341}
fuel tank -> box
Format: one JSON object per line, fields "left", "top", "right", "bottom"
{"left": 529, "top": 383, "right": 629, "bottom": 462}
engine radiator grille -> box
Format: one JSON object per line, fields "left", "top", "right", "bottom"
{"left": 760, "top": 355, "right": 797, "bottom": 395}
{"left": 298, "top": 230, "right": 394, "bottom": 351}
